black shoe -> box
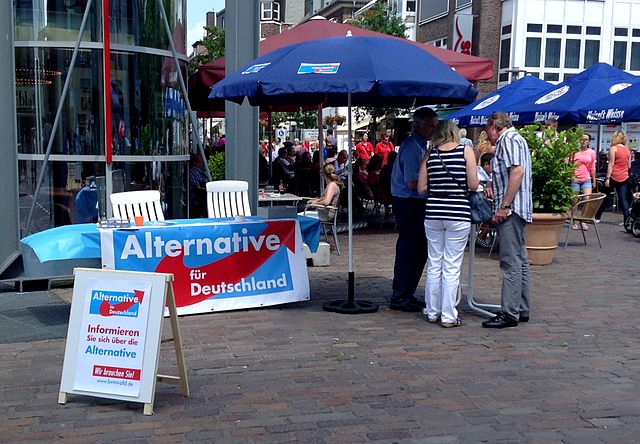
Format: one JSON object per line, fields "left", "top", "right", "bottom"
{"left": 482, "top": 312, "right": 518, "bottom": 329}
{"left": 519, "top": 314, "right": 529, "bottom": 323}
{"left": 389, "top": 300, "right": 422, "bottom": 312}
{"left": 407, "top": 297, "right": 426, "bottom": 309}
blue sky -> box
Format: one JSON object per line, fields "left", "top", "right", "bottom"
{"left": 187, "top": 0, "right": 225, "bottom": 49}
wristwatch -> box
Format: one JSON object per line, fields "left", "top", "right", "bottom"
{"left": 501, "top": 203, "right": 511, "bottom": 209}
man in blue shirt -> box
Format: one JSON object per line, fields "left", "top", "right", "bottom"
{"left": 389, "top": 107, "right": 438, "bottom": 312}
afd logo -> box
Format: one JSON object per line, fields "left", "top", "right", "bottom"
{"left": 297, "top": 63, "right": 340, "bottom": 74}
{"left": 89, "top": 289, "right": 144, "bottom": 318}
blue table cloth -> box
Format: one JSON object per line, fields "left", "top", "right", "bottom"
{"left": 21, "top": 216, "right": 320, "bottom": 263}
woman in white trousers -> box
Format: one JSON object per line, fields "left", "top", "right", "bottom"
{"left": 418, "top": 121, "right": 479, "bottom": 327}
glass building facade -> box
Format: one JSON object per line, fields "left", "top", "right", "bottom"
{"left": 14, "top": 0, "right": 189, "bottom": 234}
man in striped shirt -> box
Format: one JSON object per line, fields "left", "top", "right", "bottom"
{"left": 482, "top": 112, "right": 533, "bottom": 329}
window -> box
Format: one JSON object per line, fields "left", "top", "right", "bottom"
{"left": 586, "top": 26, "right": 601, "bottom": 35}
{"left": 563, "top": 73, "right": 576, "bottom": 81}
{"left": 527, "top": 24, "right": 542, "bottom": 33}
{"left": 633, "top": 29, "right": 640, "bottom": 38}
{"left": 456, "top": 0, "right": 472, "bottom": 8}
{"left": 502, "top": 25, "right": 511, "bottom": 35}
{"left": 547, "top": 24, "right": 562, "bottom": 33}
{"left": 613, "top": 41, "right": 627, "bottom": 69}
{"left": 567, "top": 25, "right": 581, "bottom": 35}
{"left": 525, "top": 37, "right": 541, "bottom": 67}
{"left": 584, "top": 40, "right": 600, "bottom": 68}
{"left": 428, "top": 37, "right": 448, "bottom": 48}
{"left": 500, "top": 38, "right": 511, "bottom": 69}
{"left": 615, "top": 28, "right": 628, "bottom": 37}
{"left": 545, "top": 38, "right": 561, "bottom": 68}
{"left": 406, "top": 1, "right": 416, "bottom": 12}
{"left": 544, "top": 73, "right": 560, "bottom": 81}
{"left": 419, "top": 0, "right": 447, "bottom": 22}
{"left": 499, "top": 72, "right": 509, "bottom": 82}
{"left": 565, "top": 40, "right": 581, "bottom": 69}
{"left": 261, "top": 1, "right": 280, "bottom": 21}
{"left": 631, "top": 42, "right": 640, "bottom": 70}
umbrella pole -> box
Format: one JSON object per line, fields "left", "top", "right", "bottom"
{"left": 323, "top": 92, "right": 377, "bottom": 315}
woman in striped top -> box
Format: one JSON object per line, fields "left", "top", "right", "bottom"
{"left": 417, "top": 121, "right": 479, "bottom": 328}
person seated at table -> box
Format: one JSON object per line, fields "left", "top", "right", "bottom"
{"left": 293, "top": 151, "right": 317, "bottom": 197}
{"left": 367, "top": 154, "right": 385, "bottom": 204}
{"left": 304, "top": 163, "right": 343, "bottom": 222}
{"left": 271, "top": 147, "right": 295, "bottom": 191}
{"left": 476, "top": 152, "right": 494, "bottom": 193}
{"left": 335, "top": 150, "right": 349, "bottom": 181}
{"left": 353, "top": 157, "right": 373, "bottom": 201}
{"left": 189, "top": 153, "right": 208, "bottom": 218}
{"left": 379, "top": 150, "right": 397, "bottom": 215}
{"left": 75, "top": 176, "right": 98, "bottom": 223}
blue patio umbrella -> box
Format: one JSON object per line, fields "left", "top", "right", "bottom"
{"left": 578, "top": 80, "right": 640, "bottom": 123}
{"left": 448, "top": 76, "right": 551, "bottom": 127}
{"left": 502, "top": 63, "right": 640, "bottom": 125}
{"left": 211, "top": 34, "right": 478, "bottom": 314}
{"left": 210, "top": 35, "right": 478, "bottom": 107}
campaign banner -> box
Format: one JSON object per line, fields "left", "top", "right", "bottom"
{"left": 72, "top": 278, "right": 152, "bottom": 397}
{"left": 100, "top": 219, "right": 310, "bottom": 315}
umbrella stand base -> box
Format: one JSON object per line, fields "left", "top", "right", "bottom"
{"left": 322, "top": 299, "right": 378, "bottom": 314}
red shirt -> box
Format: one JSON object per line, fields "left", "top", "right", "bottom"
{"left": 375, "top": 141, "right": 394, "bottom": 164}
{"left": 611, "top": 144, "right": 631, "bottom": 182}
{"left": 356, "top": 141, "right": 374, "bottom": 162}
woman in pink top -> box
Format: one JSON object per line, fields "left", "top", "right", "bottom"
{"left": 605, "top": 130, "right": 632, "bottom": 221}
{"left": 570, "top": 134, "right": 597, "bottom": 229}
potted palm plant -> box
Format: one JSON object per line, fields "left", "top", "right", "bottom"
{"left": 518, "top": 124, "right": 582, "bottom": 265}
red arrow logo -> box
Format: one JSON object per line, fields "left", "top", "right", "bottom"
{"left": 156, "top": 220, "right": 296, "bottom": 308}
{"left": 99, "top": 289, "right": 145, "bottom": 316}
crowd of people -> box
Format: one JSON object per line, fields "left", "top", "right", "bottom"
{"left": 191, "top": 113, "right": 639, "bottom": 332}
{"left": 387, "top": 108, "right": 640, "bottom": 331}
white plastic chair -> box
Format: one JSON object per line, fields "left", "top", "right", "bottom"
{"left": 109, "top": 190, "right": 165, "bottom": 222}
{"left": 206, "top": 180, "right": 252, "bottom": 218}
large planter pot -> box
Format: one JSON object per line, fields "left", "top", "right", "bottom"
{"left": 525, "top": 212, "right": 567, "bottom": 266}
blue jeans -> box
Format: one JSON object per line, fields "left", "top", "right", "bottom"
{"left": 496, "top": 213, "right": 531, "bottom": 320}
{"left": 611, "top": 178, "right": 632, "bottom": 218}
{"left": 391, "top": 197, "right": 428, "bottom": 303}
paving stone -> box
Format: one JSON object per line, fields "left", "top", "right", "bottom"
{"left": 1, "top": 213, "right": 640, "bottom": 441}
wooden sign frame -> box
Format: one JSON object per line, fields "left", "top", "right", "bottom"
{"left": 58, "top": 268, "right": 188, "bottom": 415}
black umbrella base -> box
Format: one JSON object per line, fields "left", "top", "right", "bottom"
{"left": 323, "top": 299, "right": 378, "bottom": 314}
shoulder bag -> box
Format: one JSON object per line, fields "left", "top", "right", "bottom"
{"left": 433, "top": 146, "right": 493, "bottom": 224}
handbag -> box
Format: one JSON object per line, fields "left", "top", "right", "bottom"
{"left": 433, "top": 147, "right": 493, "bottom": 224}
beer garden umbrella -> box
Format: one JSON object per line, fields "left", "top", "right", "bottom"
{"left": 210, "top": 34, "right": 478, "bottom": 314}
{"left": 448, "top": 76, "right": 551, "bottom": 127}
{"left": 501, "top": 63, "right": 639, "bottom": 125}
{"left": 578, "top": 80, "right": 640, "bottom": 123}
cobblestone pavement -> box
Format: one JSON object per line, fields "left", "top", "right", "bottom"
{"left": 1, "top": 212, "right": 639, "bottom": 443}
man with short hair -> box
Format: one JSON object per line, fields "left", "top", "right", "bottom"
{"left": 389, "top": 107, "right": 438, "bottom": 312}
{"left": 482, "top": 112, "right": 533, "bottom": 328}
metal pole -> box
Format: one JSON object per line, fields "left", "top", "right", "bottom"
{"left": 317, "top": 105, "right": 325, "bottom": 194}
{"left": 25, "top": 0, "right": 94, "bottom": 233}
{"left": 156, "top": 0, "right": 210, "bottom": 180}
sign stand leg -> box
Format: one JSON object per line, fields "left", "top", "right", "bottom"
{"left": 165, "top": 282, "right": 189, "bottom": 396}
{"left": 57, "top": 392, "right": 68, "bottom": 405}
